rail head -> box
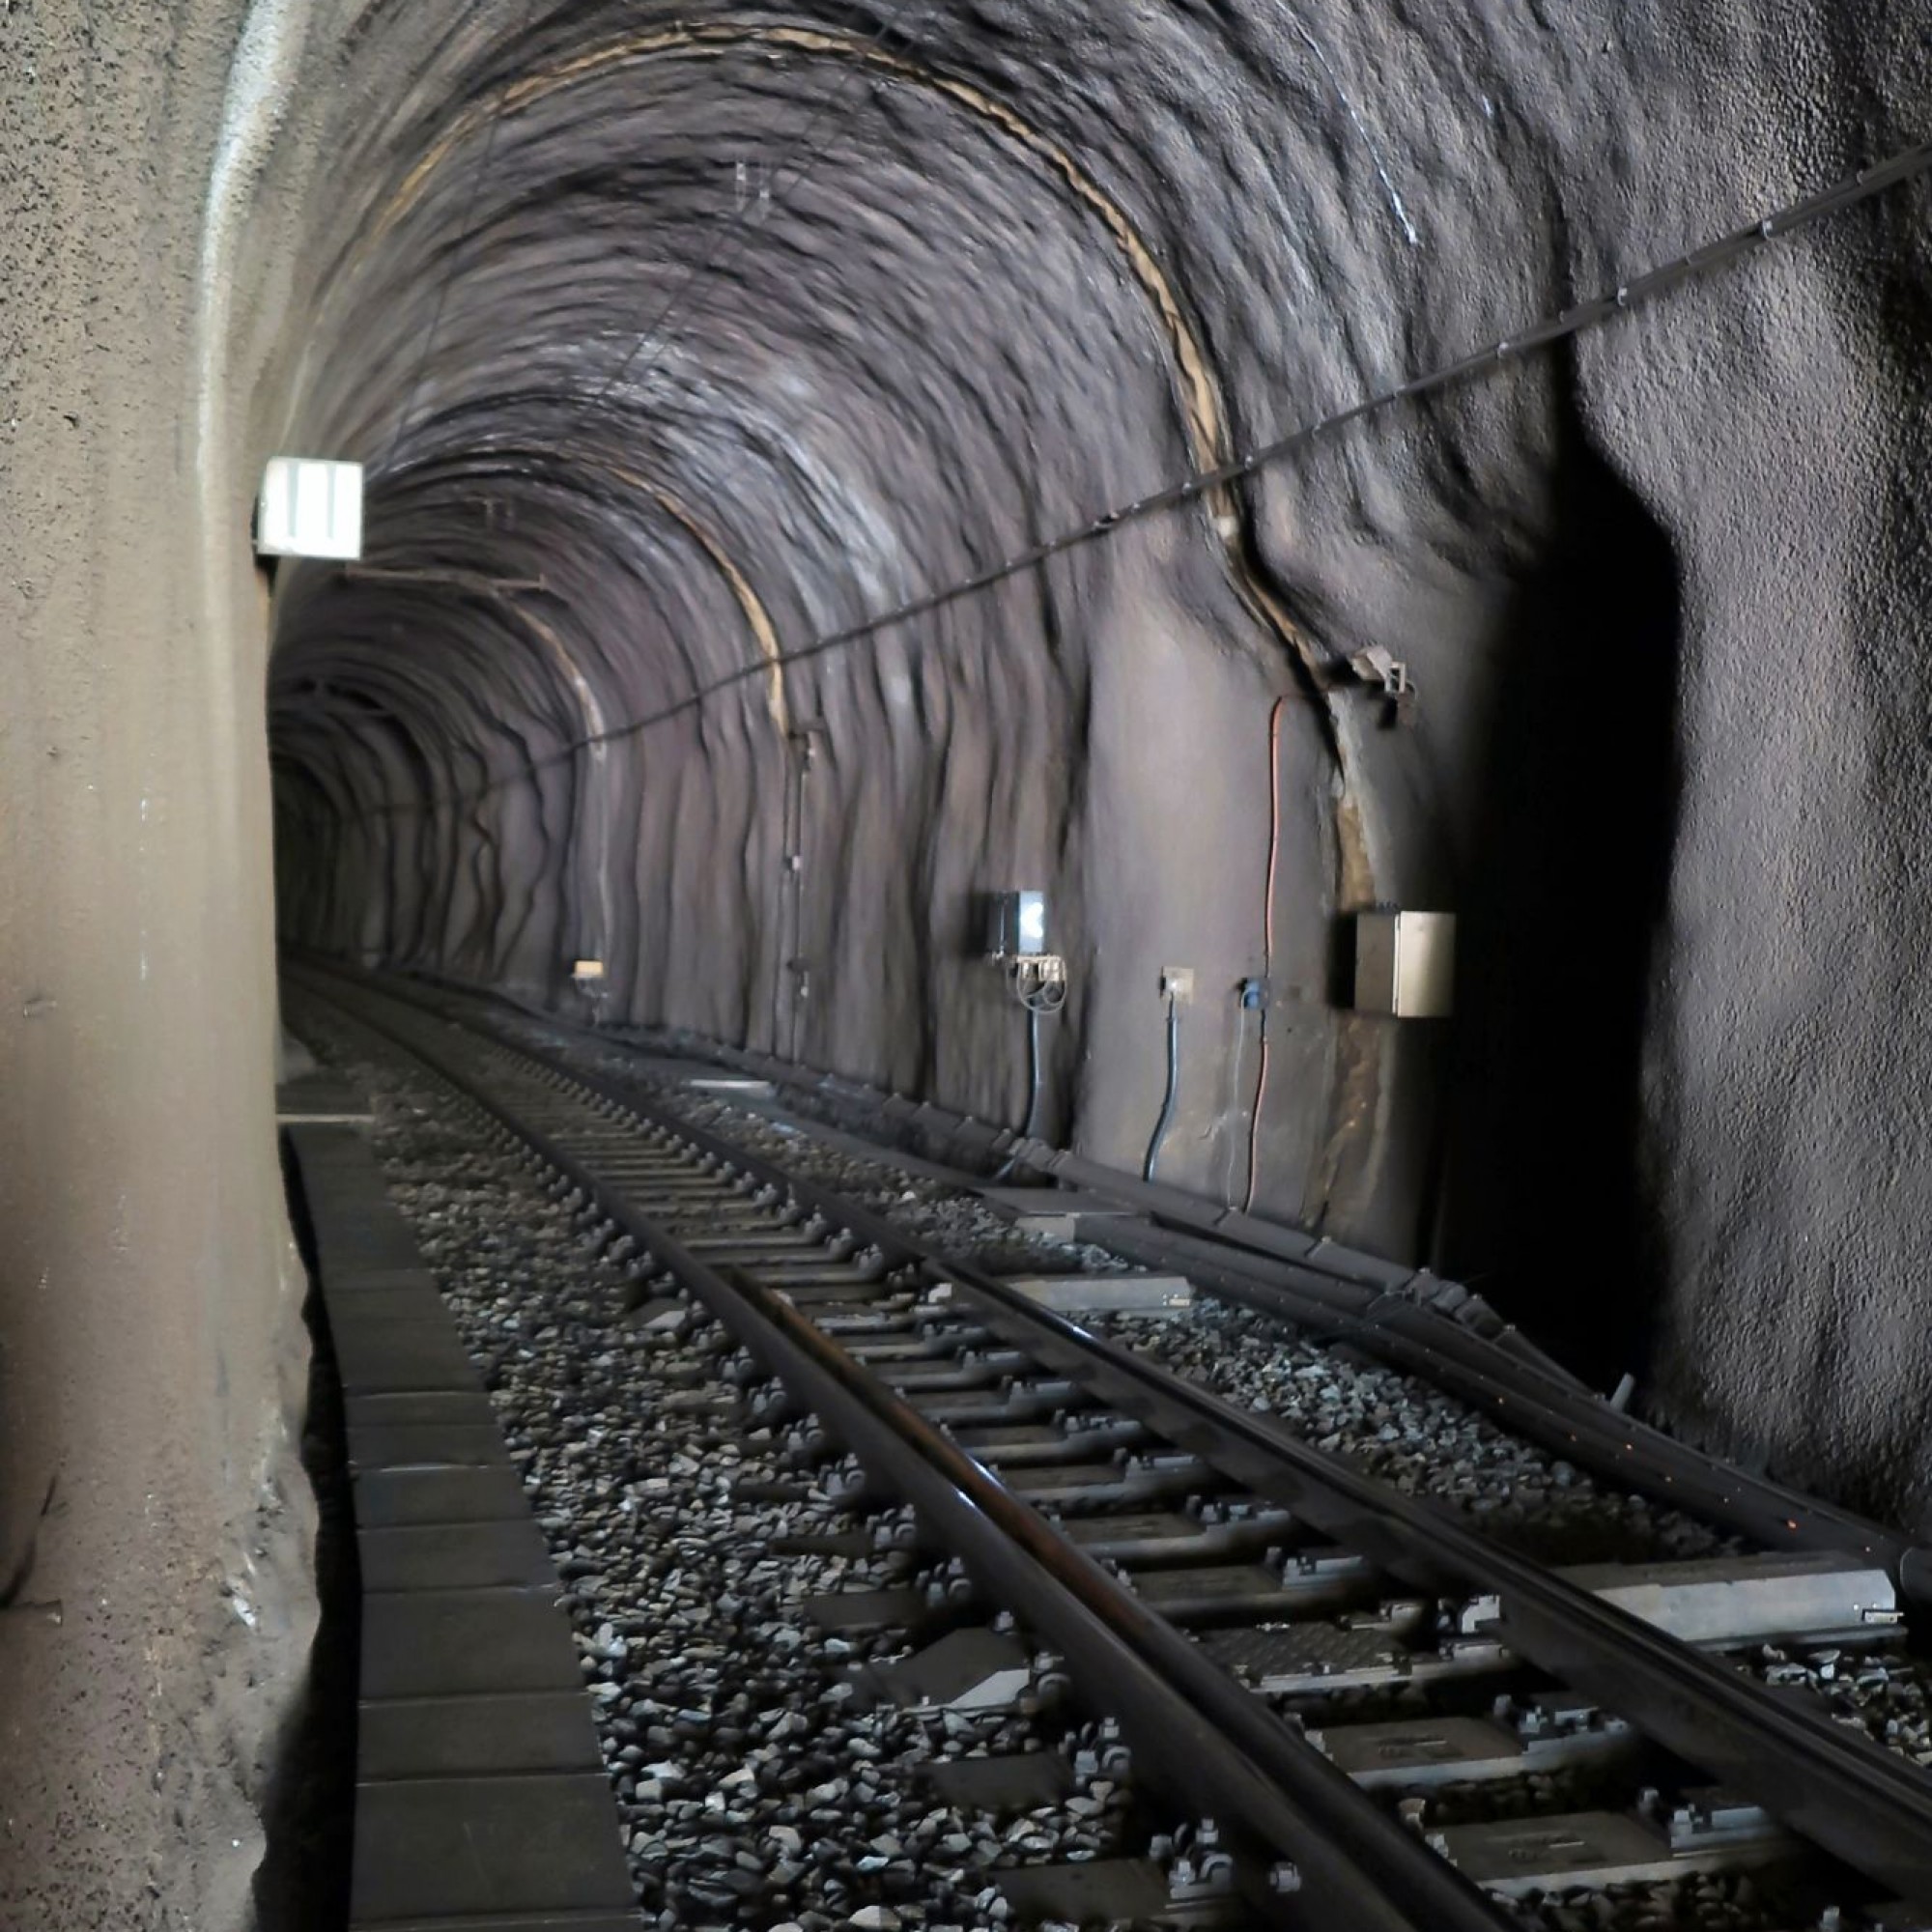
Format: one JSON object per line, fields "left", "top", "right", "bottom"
{"left": 346, "top": 953, "right": 1929, "bottom": 1607}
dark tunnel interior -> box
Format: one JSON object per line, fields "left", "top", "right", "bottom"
{"left": 1438, "top": 355, "right": 1684, "bottom": 1375}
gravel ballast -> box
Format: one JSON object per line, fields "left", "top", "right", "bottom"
{"left": 295, "top": 1007, "right": 1142, "bottom": 1931}
{"left": 467, "top": 1001, "right": 1741, "bottom": 1570}
{"left": 297, "top": 993, "right": 1932, "bottom": 1930}
{"left": 485, "top": 1006, "right": 1932, "bottom": 1785}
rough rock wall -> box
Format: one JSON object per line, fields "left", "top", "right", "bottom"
{"left": 269, "top": 0, "right": 1932, "bottom": 1534}
{"left": 0, "top": 0, "right": 334, "bottom": 1921}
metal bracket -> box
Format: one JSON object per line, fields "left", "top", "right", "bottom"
{"left": 1009, "top": 953, "right": 1066, "bottom": 994}
{"left": 1347, "top": 644, "right": 1416, "bottom": 725}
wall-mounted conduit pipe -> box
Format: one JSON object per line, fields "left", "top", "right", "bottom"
{"left": 1242, "top": 695, "right": 1289, "bottom": 1211}
{"left": 1143, "top": 992, "right": 1181, "bottom": 1182}
{"left": 996, "top": 971, "right": 1067, "bottom": 1180}
{"left": 1015, "top": 1003, "right": 1044, "bottom": 1143}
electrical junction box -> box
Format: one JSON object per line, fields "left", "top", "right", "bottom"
{"left": 1354, "top": 911, "right": 1455, "bottom": 1018}
{"left": 256, "top": 457, "right": 364, "bottom": 560}
{"left": 985, "top": 889, "right": 1048, "bottom": 960}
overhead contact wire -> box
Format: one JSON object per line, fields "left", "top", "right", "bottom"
{"left": 567, "top": 0, "right": 928, "bottom": 433}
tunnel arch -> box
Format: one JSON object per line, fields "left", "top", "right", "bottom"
{"left": 264, "top": 0, "right": 1932, "bottom": 1482}
{"left": 20, "top": 4, "right": 1932, "bottom": 1919}
{"left": 269, "top": 0, "right": 1363, "bottom": 1215}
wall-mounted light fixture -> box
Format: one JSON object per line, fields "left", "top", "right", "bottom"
{"left": 985, "top": 890, "right": 1049, "bottom": 961}
{"left": 256, "top": 457, "right": 364, "bottom": 560}
{"left": 984, "top": 889, "right": 1065, "bottom": 1002}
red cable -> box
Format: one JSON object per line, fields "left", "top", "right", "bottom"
{"left": 1241, "top": 696, "right": 1287, "bottom": 1213}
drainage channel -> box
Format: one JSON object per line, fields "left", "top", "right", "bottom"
{"left": 289, "top": 961, "right": 1932, "bottom": 1932}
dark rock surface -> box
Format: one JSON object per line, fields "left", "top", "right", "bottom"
{"left": 263, "top": 8, "right": 1932, "bottom": 1525}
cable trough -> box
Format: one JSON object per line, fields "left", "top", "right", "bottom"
{"left": 290, "top": 962, "right": 1932, "bottom": 1931}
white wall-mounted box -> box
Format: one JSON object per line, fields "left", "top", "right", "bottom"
{"left": 985, "top": 889, "right": 1048, "bottom": 959}
{"left": 1354, "top": 910, "right": 1456, "bottom": 1018}
{"left": 256, "top": 457, "right": 363, "bottom": 560}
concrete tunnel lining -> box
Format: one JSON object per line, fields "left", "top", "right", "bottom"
{"left": 8, "top": 0, "right": 1932, "bottom": 1921}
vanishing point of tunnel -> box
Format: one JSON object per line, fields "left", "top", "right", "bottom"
{"left": 6, "top": 0, "right": 1932, "bottom": 1922}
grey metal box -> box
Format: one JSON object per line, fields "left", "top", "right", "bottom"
{"left": 1354, "top": 911, "right": 1455, "bottom": 1018}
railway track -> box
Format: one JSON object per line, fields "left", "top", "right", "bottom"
{"left": 337, "top": 962, "right": 1932, "bottom": 1595}
{"left": 288, "top": 961, "right": 1932, "bottom": 1932}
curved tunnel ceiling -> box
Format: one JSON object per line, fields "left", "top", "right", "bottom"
{"left": 271, "top": 12, "right": 1300, "bottom": 748}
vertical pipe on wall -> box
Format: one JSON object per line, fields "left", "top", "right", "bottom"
{"left": 1143, "top": 992, "right": 1181, "bottom": 1181}
{"left": 1241, "top": 695, "right": 1289, "bottom": 1211}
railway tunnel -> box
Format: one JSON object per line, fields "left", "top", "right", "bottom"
{"left": 8, "top": 0, "right": 1932, "bottom": 1924}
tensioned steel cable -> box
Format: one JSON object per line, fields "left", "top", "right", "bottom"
{"left": 387, "top": 0, "right": 926, "bottom": 464}
{"left": 350, "top": 134, "right": 1932, "bottom": 815}
{"left": 342, "top": 1, "right": 927, "bottom": 761}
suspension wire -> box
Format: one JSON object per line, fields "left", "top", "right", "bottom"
{"left": 388, "top": 0, "right": 926, "bottom": 466}
{"left": 344, "top": 133, "right": 1932, "bottom": 817}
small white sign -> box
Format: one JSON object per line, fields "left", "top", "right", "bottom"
{"left": 256, "top": 457, "right": 364, "bottom": 560}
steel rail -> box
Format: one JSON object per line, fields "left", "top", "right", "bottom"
{"left": 377, "top": 959, "right": 1931, "bottom": 1605}
{"left": 291, "top": 965, "right": 1515, "bottom": 1932}
{"left": 298, "top": 962, "right": 1932, "bottom": 1906}
{"left": 1088, "top": 1216, "right": 1932, "bottom": 1605}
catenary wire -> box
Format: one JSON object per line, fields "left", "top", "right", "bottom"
{"left": 565, "top": 0, "right": 929, "bottom": 432}
{"left": 383, "top": 0, "right": 540, "bottom": 473}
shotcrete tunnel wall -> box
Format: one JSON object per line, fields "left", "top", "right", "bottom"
{"left": 9, "top": 0, "right": 1932, "bottom": 1922}
{"left": 268, "top": 0, "right": 1932, "bottom": 1537}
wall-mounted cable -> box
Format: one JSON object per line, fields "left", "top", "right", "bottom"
{"left": 1242, "top": 695, "right": 1288, "bottom": 1213}
{"left": 994, "top": 968, "right": 1066, "bottom": 1180}
{"left": 1142, "top": 991, "right": 1181, "bottom": 1183}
